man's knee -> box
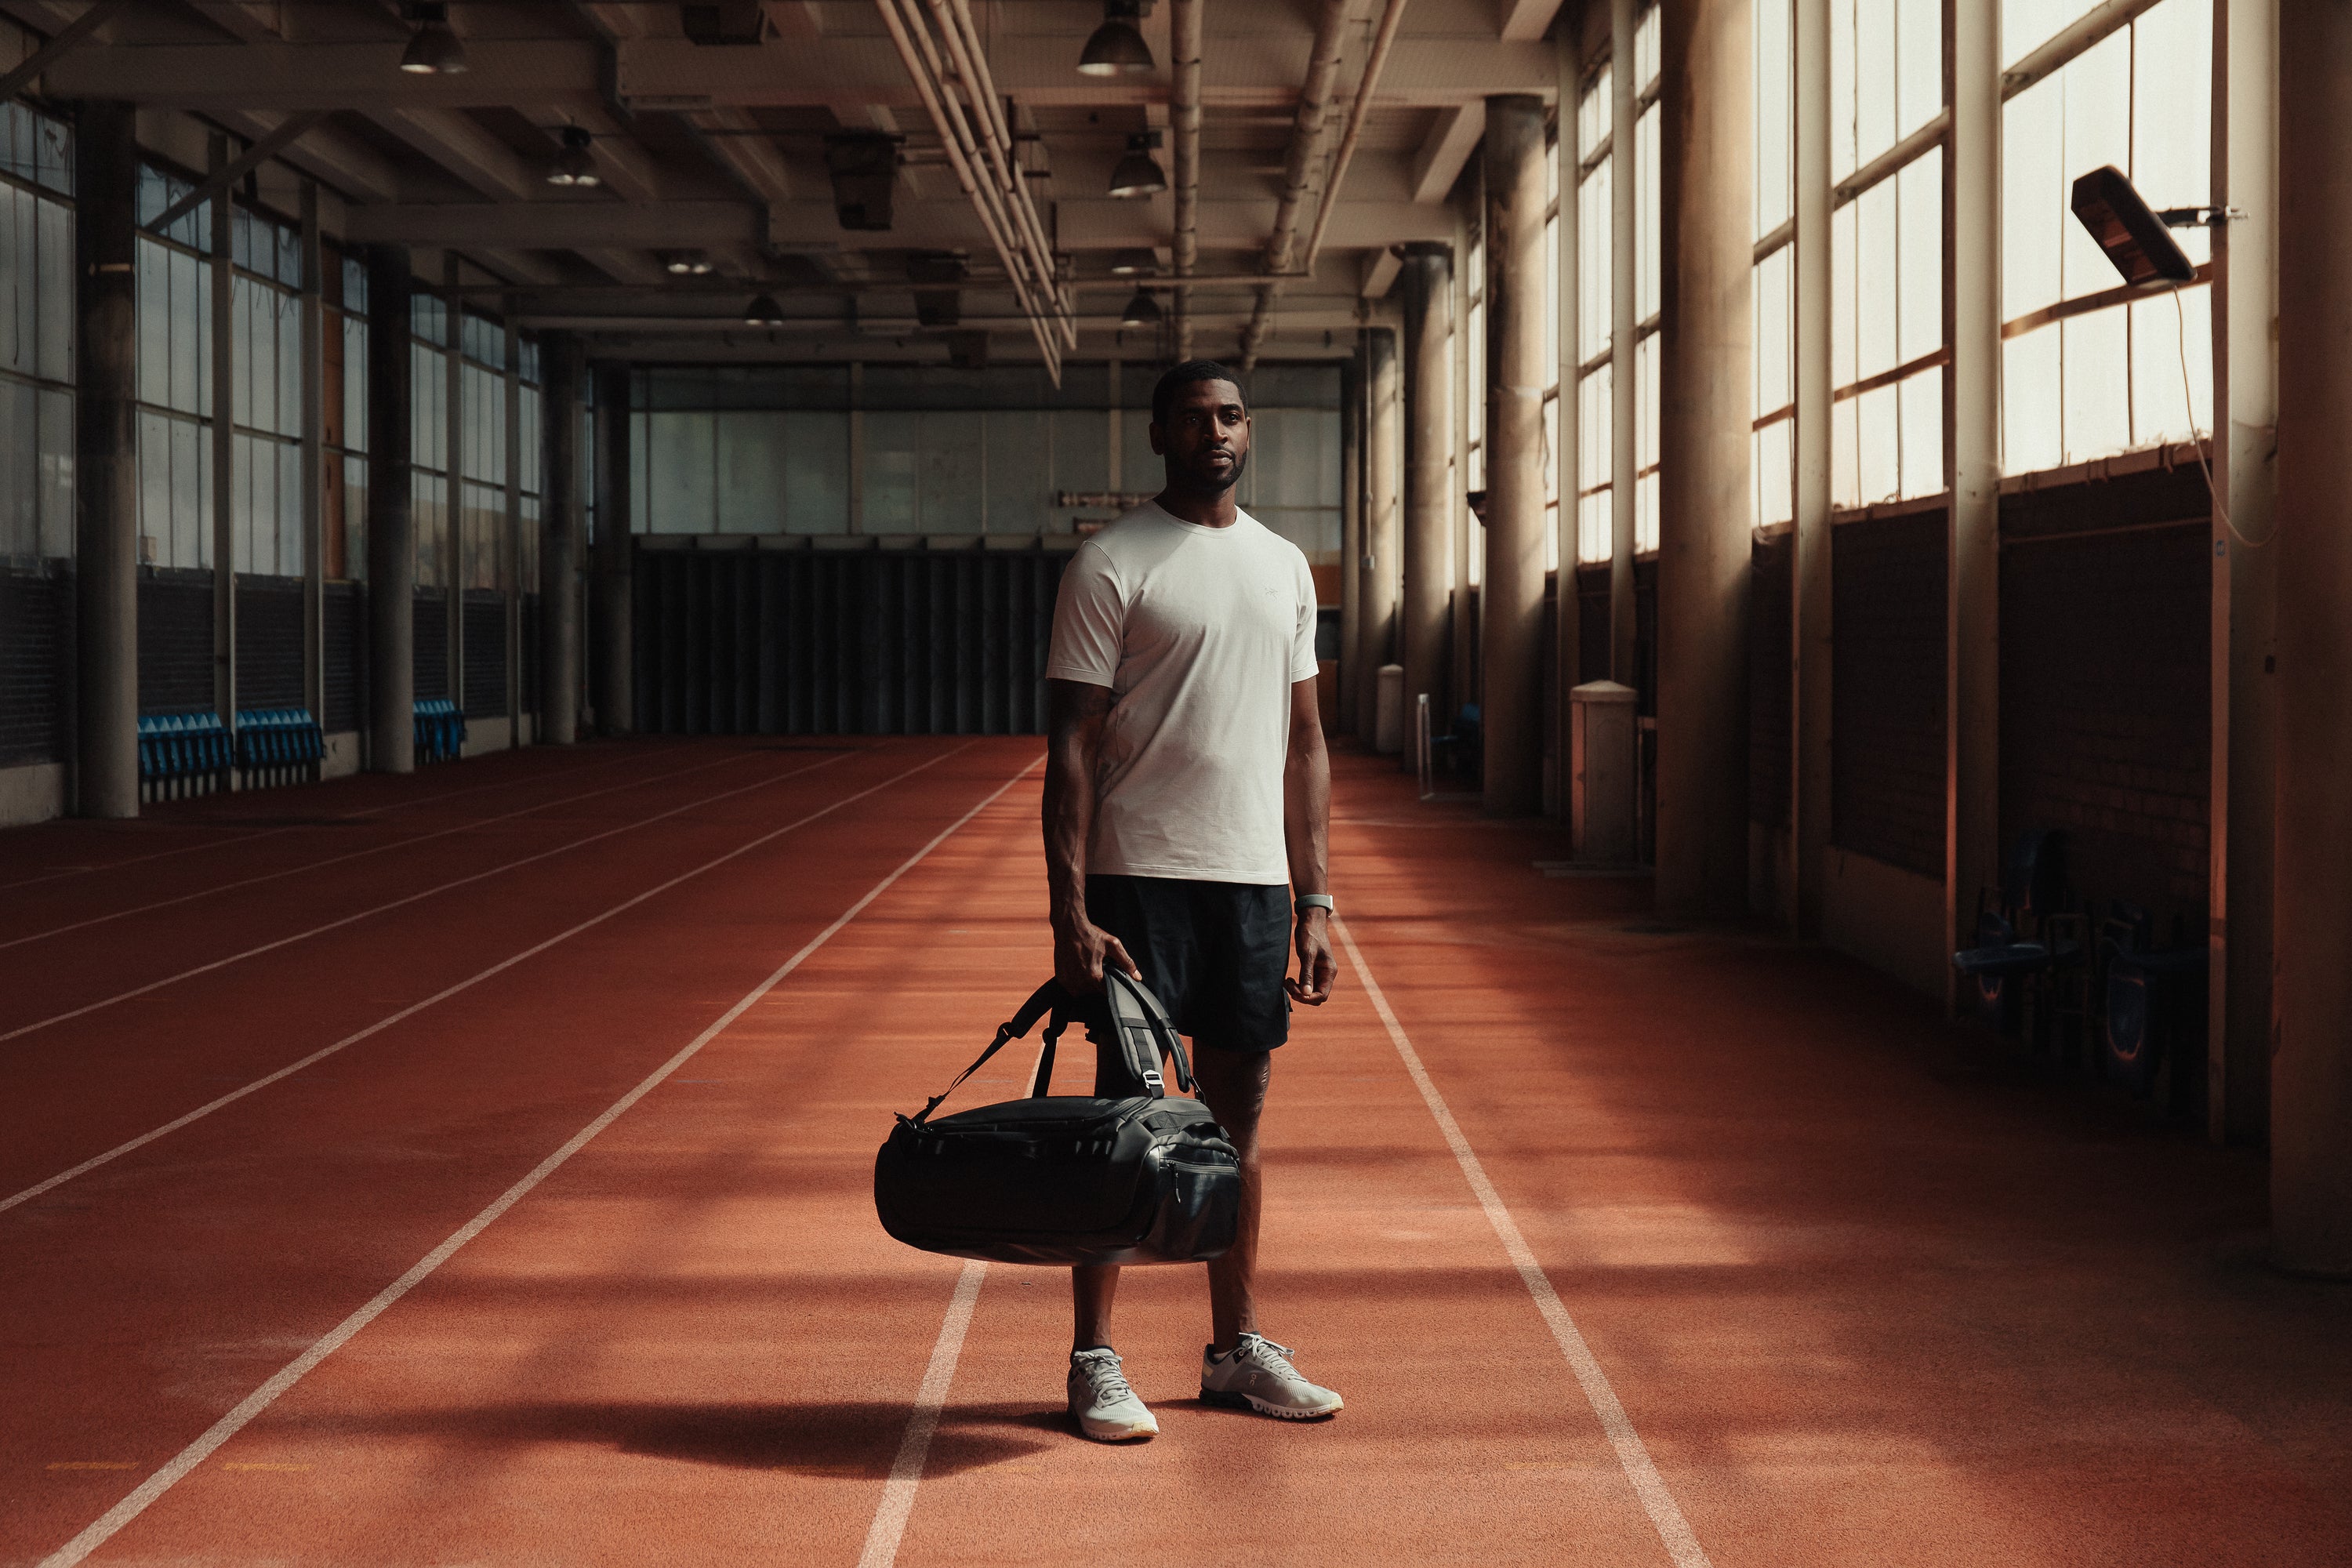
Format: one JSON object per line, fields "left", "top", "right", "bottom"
{"left": 1191, "top": 1043, "right": 1271, "bottom": 1151}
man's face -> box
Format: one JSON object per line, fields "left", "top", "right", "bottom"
{"left": 1151, "top": 379, "right": 1250, "bottom": 492}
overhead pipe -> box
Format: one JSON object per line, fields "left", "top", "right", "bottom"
{"left": 934, "top": 0, "right": 1073, "bottom": 345}
{"left": 1301, "top": 0, "right": 1410, "bottom": 270}
{"left": 1171, "top": 0, "right": 1203, "bottom": 358}
{"left": 1236, "top": 0, "right": 1357, "bottom": 368}
{"left": 872, "top": 0, "right": 1068, "bottom": 376}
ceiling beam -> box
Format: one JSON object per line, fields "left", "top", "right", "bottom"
{"left": 46, "top": 38, "right": 1556, "bottom": 111}
{"left": 211, "top": 109, "right": 403, "bottom": 204}
{"left": 1497, "top": 0, "right": 1566, "bottom": 42}
{"left": 376, "top": 107, "right": 539, "bottom": 201}
{"left": 1410, "top": 101, "right": 1485, "bottom": 203}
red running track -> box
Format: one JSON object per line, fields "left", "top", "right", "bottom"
{"left": 1, "top": 741, "right": 2346, "bottom": 1566}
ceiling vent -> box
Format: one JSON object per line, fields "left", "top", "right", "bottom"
{"left": 826, "top": 135, "right": 901, "bottom": 232}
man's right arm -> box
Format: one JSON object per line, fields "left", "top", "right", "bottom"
{"left": 1044, "top": 677, "right": 1140, "bottom": 993}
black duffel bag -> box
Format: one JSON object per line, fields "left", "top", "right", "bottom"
{"left": 873, "top": 970, "right": 1241, "bottom": 1266}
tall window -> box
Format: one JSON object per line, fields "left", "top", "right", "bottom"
{"left": 410, "top": 292, "right": 449, "bottom": 589}
{"left": 457, "top": 310, "right": 506, "bottom": 593}
{"left": 517, "top": 338, "right": 542, "bottom": 598}
{"left": 2000, "top": 0, "right": 2211, "bottom": 474}
{"left": 1544, "top": 130, "right": 1562, "bottom": 571}
{"left": 0, "top": 102, "right": 73, "bottom": 562}
{"left": 322, "top": 252, "right": 367, "bottom": 581}
{"left": 1633, "top": 3, "right": 1661, "bottom": 551}
{"left": 1574, "top": 60, "right": 1612, "bottom": 564}
{"left": 136, "top": 166, "right": 214, "bottom": 570}
{"left": 227, "top": 204, "right": 305, "bottom": 578}
{"left": 1753, "top": 0, "right": 1795, "bottom": 529}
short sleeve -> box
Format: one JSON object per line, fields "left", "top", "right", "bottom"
{"left": 1289, "top": 550, "right": 1319, "bottom": 684}
{"left": 1046, "top": 542, "right": 1124, "bottom": 687}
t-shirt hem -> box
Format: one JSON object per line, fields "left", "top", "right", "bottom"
{"left": 1091, "top": 858, "right": 1290, "bottom": 887}
{"left": 1044, "top": 663, "right": 1116, "bottom": 687}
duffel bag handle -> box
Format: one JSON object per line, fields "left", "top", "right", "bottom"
{"left": 903, "top": 974, "right": 1195, "bottom": 1127}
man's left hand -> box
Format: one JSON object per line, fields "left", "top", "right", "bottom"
{"left": 1286, "top": 910, "right": 1336, "bottom": 1005}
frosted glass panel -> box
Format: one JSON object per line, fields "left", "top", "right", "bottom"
{"left": 1051, "top": 409, "right": 1110, "bottom": 499}
{"left": 2132, "top": 0, "right": 2212, "bottom": 267}
{"left": 715, "top": 410, "right": 788, "bottom": 533}
{"left": 644, "top": 410, "right": 716, "bottom": 534}
{"left": 919, "top": 411, "right": 985, "bottom": 533}
{"left": 1897, "top": 368, "right": 1941, "bottom": 499}
{"left": 985, "top": 408, "right": 1051, "bottom": 533}
{"left": 2061, "top": 305, "right": 2130, "bottom": 463}
{"left": 1754, "top": 0, "right": 1792, "bottom": 241}
{"left": 1578, "top": 158, "right": 1612, "bottom": 361}
{"left": 1854, "top": 180, "right": 1898, "bottom": 381}
{"left": 863, "top": 410, "right": 919, "bottom": 532}
{"left": 2130, "top": 285, "right": 2212, "bottom": 447}
{"left": 1896, "top": 150, "right": 1941, "bottom": 365}
{"left": 1755, "top": 419, "right": 1794, "bottom": 528}
{"left": 2002, "top": 78, "right": 2063, "bottom": 320}
{"left": 1857, "top": 383, "right": 1898, "bottom": 504}
{"left": 786, "top": 411, "right": 851, "bottom": 534}
{"left": 2060, "top": 30, "right": 2132, "bottom": 299}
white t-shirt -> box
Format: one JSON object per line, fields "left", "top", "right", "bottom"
{"left": 1046, "top": 501, "right": 1319, "bottom": 885}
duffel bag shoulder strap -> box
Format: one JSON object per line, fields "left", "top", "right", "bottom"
{"left": 906, "top": 979, "right": 1065, "bottom": 1127}
{"left": 1103, "top": 968, "right": 1196, "bottom": 1098}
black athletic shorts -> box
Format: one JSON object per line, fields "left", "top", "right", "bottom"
{"left": 1085, "top": 873, "right": 1292, "bottom": 1053}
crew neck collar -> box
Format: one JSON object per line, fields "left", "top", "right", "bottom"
{"left": 1147, "top": 499, "right": 1248, "bottom": 535}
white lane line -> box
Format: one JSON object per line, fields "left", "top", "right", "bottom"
{"left": 0, "top": 750, "right": 867, "bottom": 1046}
{"left": 0, "top": 743, "right": 676, "bottom": 895}
{"left": 1331, "top": 915, "right": 1713, "bottom": 1568}
{"left": 0, "top": 743, "right": 982, "bottom": 1216}
{"left": 32, "top": 752, "right": 1040, "bottom": 1568}
{"left": 0, "top": 749, "right": 754, "bottom": 952}
{"left": 856, "top": 1258, "right": 989, "bottom": 1568}
{"left": 853, "top": 1004, "right": 1051, "bottom": 1568}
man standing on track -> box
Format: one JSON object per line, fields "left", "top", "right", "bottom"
{"left": 1041, "top": 359, "right": 1343, "bottom": 1443}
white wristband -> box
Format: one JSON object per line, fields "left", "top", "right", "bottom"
{"left": 1294, "top": 894, "right": 1335, "bottom": 916}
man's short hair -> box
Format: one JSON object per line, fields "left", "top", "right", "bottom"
{"left": 1151, "top": 360, "right": 1247, "bottom": 429}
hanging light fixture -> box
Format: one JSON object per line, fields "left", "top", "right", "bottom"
{"left": 546, "top": 125, "right": 601, "bottom": 187}
{"left": 1077, "top": 0, "right": 1154, "bottom": 77}
{"left": 1109, "top": 247, "right": 1158, "bottom": 276}
{"left": 1108, "top": 132, "right": 1167, "bottom": 199}
{"left": 743, "top": 292, "right": 786, "bottom": 327}
{"left": 398, "top": 2, "right": 469, "bottom": 74}
{"left": 664, "top": 250, "right": 715, "bottom": 275}
{"left": 1120, "top": 285, "right": 1162, "bottom": 328}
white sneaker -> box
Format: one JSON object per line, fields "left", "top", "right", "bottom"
{"left": 1068, "top": 1348, "right": 1159, "bottom": 1443}
{"left": 1200, "top": 1332, "right": 1344, "bottom": 1420}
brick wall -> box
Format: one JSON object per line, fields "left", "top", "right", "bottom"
{"left": 1831, "top": 513, "right": 1946, "bottom": 877}
{"left": 1999, "top": 519, "right": 2209, "bottom": 921}
{"left": 0, "top": 566, "right": 70, "bottom": 766}
{"left": 1749, "top": 531, "right": 1793, "bottom": 827}
{"left": 138, "top": 570, "right": 216, "bottom": 713}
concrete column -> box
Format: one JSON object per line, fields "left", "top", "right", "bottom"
{"left": 1553, "top": 24, "right": 1581, "bottom": 820}
{"left": 539, "top": 334, "right": 584, "bottom": 744}
{"left": 1400, "top": 243, "right": 1455, "bottom": 741}
{"left": 1356, "top": 325, "right": 1400, "bottom": 746}
{"left": 2208, "top": 0, "right": 2277, "bottom": 1146}
{"left": 1338, "top": 355, "right": 1363, "bottom": 731}
{"left": 1481, "top": 97, "right": 1548, "bottom": 817}
{"left": 71, "top": 100, "right": 140, "bottom": 820}
{"left": 1656, "top": 0, "right": 1751, "bottom": 916}
{"left": 443, "top": 256, "right": 463, "bottom": 730}
{"left": 1609, "top": 0, "right": 1639, "bottom": 684}
{"left": 1947, "top": 0, "right": 2001, "bottom": 1009}
{"left": 365, "top": 245, "right": 415, "bottom": 775}
{"left": 503, "top": 318, "right": 522, "bottom": 735}
{"left": 2271, "top": 0, "right": 2352, "bottom": 1274}
{"left": 1792, "top": 0, "right": 1832, "bottom": 937}
{"left": 589, "top": 361, "right": 634, "bottom": 736}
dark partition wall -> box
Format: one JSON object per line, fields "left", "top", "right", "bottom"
{"left": 137, "top": 569, "right": 215, "bottom": 713}
{"left": 0, "top": 566, "right": 71, "bottom": 765}
{"left": 1830, "top": 512, "right": 1947, "bottom": 877}
{"left": 412, "top": 595, "right": 449, "bottom": 702}
{"left": 462, "top": 591, "right": 507, "bottom": 718}
{"left": 234, "top": 576, "right": 306, "bottom": 708}
{"left": 1749, "top": 530, "right": 1794, "bottom": 829}
{"left": 632, "top": 545, "right": 1070, "bottom": 736}
{"left": 324, "top": 582, "right": 365, "bottom": 733}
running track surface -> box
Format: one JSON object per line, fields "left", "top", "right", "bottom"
{"left": 2, "top": 737, "right": 2347, "bottom": 1566}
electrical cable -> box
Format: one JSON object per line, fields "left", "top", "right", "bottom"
{"left": 2175, "top": 282, "right": 2273, "bottom": 550}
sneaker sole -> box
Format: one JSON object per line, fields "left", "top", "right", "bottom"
{"left": 1199, "top": 1388, "right": 1342, "bottom": 1421}
{"left": 1073, "top": 1413, "right": 1159, "bottom": 1443}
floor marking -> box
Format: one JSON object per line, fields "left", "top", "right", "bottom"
{"left": 0, "top": 745, "right": 971, "bottom": 1214}
{"left": 852, "top": 1010, "right": 1048, "bottom": 1566}
{"left": 0, "top": 749, "right": 753, "bottom": 953}
{"left": 218, "top": 1462, "right": 310, "bottom": 1472}
{"left": 0, "top": 743, "right": 671, "bottom": 894}
{"left": 34, "top": 753, "right": 1040, "bottom": 1568}
{"left": 0, "top": 749, "right": 864, "bottom": 1046}
{"left": 855, "top": 1259, "right": 989, "bottom": 1568}
{"left": 46, "top": 1463, "right": 136, "bottom": 1472}
{"left": 1331, "top": 915, "right": 1713, "bottom": 1568}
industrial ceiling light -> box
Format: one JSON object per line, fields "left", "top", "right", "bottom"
{"left": 1108, "top": 132, "right": 1167, "bottom": 199}
{"left": 1077, "top": 0, "right": 1154, "bottom": 77}
{"left": 1120, "top": 285, "right": 1162, "bottom": 328}
{"left": 743, "top": 292, "right": 786, "bottom": 326}
{"left": 663, "top": 250, "right": 714, "bottom": 275}
{"left": 547, "top": 126, "right": 601, "bottom": 187}
{"left": 1109, "top": 247, "right": 1158, "bottom": 275}
{"left": 2070, "top": 165, "right": 2194, "bottom": 286}
{"left": 398, "top": 2, "right": 469, "bottom": 74}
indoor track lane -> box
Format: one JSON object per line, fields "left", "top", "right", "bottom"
{"left": 0, "top": 739, "right": 930, "bottom": 1189}
{"left": 0, "top": 739, "right": 1040, "bottom": 1563}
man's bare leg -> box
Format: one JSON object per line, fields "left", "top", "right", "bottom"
{"left": 1192, "top": 1043, "right": 1272, "bottom": 1353}
{"left": 1072, "top": 1264, "right": 1119, "bottom": 1351}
